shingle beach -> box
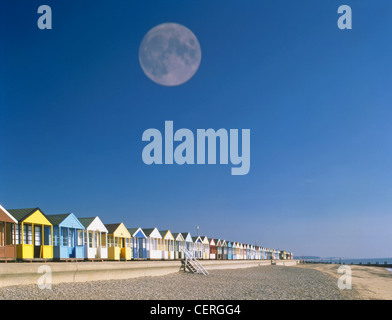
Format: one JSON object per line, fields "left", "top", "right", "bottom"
{"left": 0, "top": 266, "right": 360, "bottom": 300}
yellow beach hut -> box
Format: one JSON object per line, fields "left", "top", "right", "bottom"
{"left": 7, "top": 208, "right": 53, "bottom": 260}
{"left": 159, "top": 230, "right": 175, "bottom": 260}
{"left": 238, "top": 242, "right": 244, "bottom": 259}
{"left": 201, "top": 236, "right": 209, "bottom": 260}
{"left": 105, "top": 223, "right": 131, "bottom": 261}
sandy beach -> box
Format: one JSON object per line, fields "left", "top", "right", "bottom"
{"left": 297, "top": 263, "right": 392, "bottom": 300}
{"left": 0, "top": 265, "right": 360, "bottom": 300}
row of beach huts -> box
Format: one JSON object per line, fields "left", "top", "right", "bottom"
{"left": 0, "top": 205, "right": 293, "bottom": 262}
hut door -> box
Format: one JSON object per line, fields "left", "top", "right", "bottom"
{"left": 133, "top": 238, "right": 138, "bottom": 258}
{"left": 34, "top": 226, "right": 42, "bottom": 258}
{"left": 138, "top": 238, "right": 144, "bottom": 258}
{"left": 68, "top": 229, "right": 75, "bottom": 258}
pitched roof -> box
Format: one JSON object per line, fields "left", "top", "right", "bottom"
{"left": 0, "top": 205, "right": 18, "bottom": 223}
{"left": 142, "top": 228, "right": 156, "bottom": 236}
{"left": 7, "top": 208, "right": 40, "bottom": 222}
{"left": 104, "top": 223, "right": 121, "bottom": 234}
{"left": 46, "top": 213, "right": 72, "bottom": 225}
{"left": 159, "top": 230, "right": 169, "bottom": 238}
{"left": 127, "top": 228, "right": 139, "bottom": 235}
{"left": 78, "top": 217, "right": 96, "bottom": 228}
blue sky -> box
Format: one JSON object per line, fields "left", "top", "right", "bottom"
{"left": 1, "top": 1, "right": 392, "bottom": 258}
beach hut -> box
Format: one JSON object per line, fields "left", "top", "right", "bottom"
{"left": 47, "top": 213, "right": 85, "bottom": 260}
{"left": 240, "top": 243, "right": 246, "bottom": 260}
{"left": 227, "top": 241, "right": 233, "bottom": 260}
{"left": 105, "top": 223, "right": 131, "bottom": 260}
{"left": 180, "top": 232, "right": 193, "bottom": 256}
{"left": 7, "top": 208, "right": 53, "bottom": 260}
{"left": 192, "top": 236, "right": 203, "bottom": 259}
{"left": 159, "top": 230, "right": 175, "bottom": 260}
{"left": 78, "top": 216, "right": 108, "bottom": 260}
{"left": 201, "top": 236, "right": 210, "bottom": 260}
{"left": 209, "top": 238, "right": 216, "bottom": 259}
{"left": 142, "top": 228, "right": 162, "bottom": 260}
{"left": 215, "top": 239, "right": 222, "bottom": 260}
{"left": 274, "top": 249, "right": 280, "bottom": 260}
{"left": 221, "top": 240, "right": 228, "bottom": 260}
{"left": 172, "top": 233, "right": 185, "bottom": 259}
{"left": 232, "top": 242, "right": 237, "bottom": 260}
{"left": 235, "top": 243, "right": 240, "bottom": 259}
{"left": 0, "top": 205, "right": 18, "bottom": 261}
{"left": 128, "top": 227, "right": 147, "bottom": 259}
{"left": 268, "top": 249, "right": 273, "bottom": 260}
{"left": 257, "top": 246, "right": 262, "bottom": 260}
{"left": 249, "top": 245, "right": 254, "bottom": 260}
{"left": 264, "top": 248, "right": 269, "bottom": 260}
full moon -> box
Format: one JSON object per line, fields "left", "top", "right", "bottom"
{"left": 139, "top": 23, "right": 202, "bottom": 86}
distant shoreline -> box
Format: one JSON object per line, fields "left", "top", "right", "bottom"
{"left": 300, "top": 257, "right": 392, "bottom": 267}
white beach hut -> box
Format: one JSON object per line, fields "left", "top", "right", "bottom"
{"left": 172, "top": 233, "right": 185, "bottom": 259}
{"left": 79, "top": 216, "right": 108, "bottom": 260}
{"left": 192, "top": 236, "right": 203, "bottom": 259}
{"left": 142, "top": 228, "right": 163, "bottom": 260}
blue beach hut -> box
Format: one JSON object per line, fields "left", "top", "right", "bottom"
{"left": 128, "top": 227, "right": 147, "bottom": 259}
{"left": 47, "top": 213, "right": 85, "bottom": 260}
{"left": 227, "top": 241, "right": 233, "bottom": 260}
{"left": 180, "top": 232, "right": 193, "bottom": 255}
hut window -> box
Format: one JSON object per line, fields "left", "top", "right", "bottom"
{"left": 94, "top": 231, "right": 98, "bottom": 248}
{"left": 101, "top": 234, "right": 106, "bottom": 247}
{"left": 84, "top": 230, "right": 87, "bottom": 245}
{"left": 24, "top": 225, "right": 33, "bottom": 245}
{"left": 62, "top": 228, "right": 68, "bottom": 246}
{"left": 151, "top": 238, "right": 157, "bottom": 250}
{"left": 68, "top": 229, "right": 74, "bottom": 247}
{"left": 77, "top": 230, "right": 83, "bottom": 246}
{"left": 88, "top": 231, "right": 93, "bottom": 248}
{"left": 34, "top": 226, "right": 42, "bottom": 246}
{"left": 12, "top": 224, "right": 19, "bottom": 245}
{"left": 44, "top": 226, "right": 51, "bottom": 246}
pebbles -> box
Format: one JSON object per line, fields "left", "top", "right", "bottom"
{"left": 0, "top": 266, "right": 360, "bottom": 300}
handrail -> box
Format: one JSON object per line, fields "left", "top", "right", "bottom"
{"left": 181, "top": 247, "right": 209, "bottom": 275}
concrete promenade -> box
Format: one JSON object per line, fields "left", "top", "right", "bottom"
{"left": 0, "top": 260, "right": 299, "bottom": 288}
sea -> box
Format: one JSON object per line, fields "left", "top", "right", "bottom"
{"left": 303, "top": 257, "right": 392, "bottom": 266}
